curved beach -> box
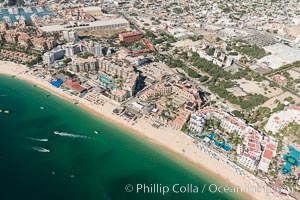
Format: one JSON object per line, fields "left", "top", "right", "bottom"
{"left": 0, "top": 61, "right": 288, "bottom": 200}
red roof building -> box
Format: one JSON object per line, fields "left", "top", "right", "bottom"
{"left": 63, "top": 80, "right": 87, "bottom": 94}
{"left": 119, "top": 31, "right": 142, "bottom": 43}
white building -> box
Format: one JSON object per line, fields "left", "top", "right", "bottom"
{"left": 257, "top": 43, "right": 300, "bottom": 70}
{"left": 71, "top": 57, "right": 98, "bottom": 72}
{"left": 189, "top": 107, "right": 277, "bottom": 172}
{"left": 189, "top": 113, "right": 205, "bottom": 133}
{"left": 81, "top": 41, "right": 103, "bottom": 57}
{"left": 43, "top": 47, "right": 65, "bottom": 65}
{"left": 40, "top": 18, "right": 129, "bottom": 33}
{"left": 63, "top": 30, "right": 78, "bottom": 42}
{"left": 63, "top": 43, "right": 81, "bottom": 57}
{"left": 94, "top": 42, "right": 102, "bottom": 57}
{"left": 257, "top": 138, "right": 278, "bottom": 173}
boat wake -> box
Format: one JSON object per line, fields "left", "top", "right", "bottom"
{"left": 27, "top": 137, "right": 48, "bottom": 142}
{"left": 32, "top": 146, "right": 50, "bottom": 153}
{"left": 53, "top": 131, "right": 90, "bottom": 139}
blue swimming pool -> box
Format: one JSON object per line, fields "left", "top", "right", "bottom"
{"left": 100, "top": 75, "right": 117, "bottom": 89}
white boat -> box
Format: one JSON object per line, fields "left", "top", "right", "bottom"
{"left": 32, "top": 147, "right": 50, "bottom": 153}
{"left": 94, "top": 130, "right": 100, "bottom": 134}
{"left": 40, "top": 106, "right": 46, "bottom": 110}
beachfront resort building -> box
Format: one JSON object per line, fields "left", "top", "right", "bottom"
{"left": 62, "top": 79, "right": 87, "bottom": 95}
{"left": 71, "top": 57, "right": 98, "bottom": 72}
{"left": 189, "top": 107, "right": 247, "bottom": 136}
{"left": 98, "top": 57, "right": 134, "bottom": 79}
{"left": 265, "top": 107, "right": 300, "bottom": 133}
{"left": 189, "top": 107, "right": 278, "bottom": 172}
{"left": 43, "top": 47, "right": 65, "bottom": 65}
{"left": 257, "top": 138, "right": 278, "bottom": 173}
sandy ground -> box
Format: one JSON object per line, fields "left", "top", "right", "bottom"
{"left": 227, "top": 87, "right": 247, "bottom": 97}
{"left": 0, "top": 61, "right": 290, "bottom": 200}
{"left": 77, "top": 28, "right": 128, "bottom": 38}
{"left": 234, "top": 79, "right": 283, "bottom": 98}
{"left": 285, "top": 25, "right": 300, "bottom": 37}
{"left": 262, "top": 91, "right": 300, "bottom": 109}
{"left": 287, "top": 68, "right": 300, "bottom": 80}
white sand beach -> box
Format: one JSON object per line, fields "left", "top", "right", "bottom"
{"left": 0, "top": 61, "right": 289, "bottom": 200}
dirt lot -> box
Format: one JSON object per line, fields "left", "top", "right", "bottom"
{"left": 234, "top": 78, "right": 283, "bottom": 98}
{"left": 78, "top": 28, "right": 129, "bottom": 38}
{"left": 287, "top": 67, "right": 300, "bottom": 79}
{"left": 285, "top": 25, "right": 300, "bottom": 37}
{"left": 226, "top": 87, "right": 247, "bottom": 97}
{"left": 262, "top": 91, "right": 299, "bottom": 109}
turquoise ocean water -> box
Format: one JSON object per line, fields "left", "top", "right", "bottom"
{"left": 0, "top": 75, "right": 243, "bottom": 200}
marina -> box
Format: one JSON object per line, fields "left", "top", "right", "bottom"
{"left": 0, "top": 6, "right": 54, "bottom": 23}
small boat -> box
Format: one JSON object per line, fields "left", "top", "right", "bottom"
{"left": 3, "top": 110, "right": 10, "bottom": 114}
{"left": 40, "top": 106, "right": 46, "bottom": 110}
{"left": 32, "top": 85, "right": 37, "bottom": 87}
{"left": 94, "top": 130, "right": 100, "bottom": 134}
{"left": 45, "top": 94, "right": 50, "bottom": 97}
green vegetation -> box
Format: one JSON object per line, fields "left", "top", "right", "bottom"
{"left": 245, "top": 107, "right": 271, "bottom": 123}
{"left": 63, "top": 58, "right": 72, "bottom": 65}
{"left": 77, "top": 52, "right": 93, "bottom": 59}
{"left": 181, "top": 124, "right": 190, "bottom": 133}
{"left": 284, "top": 96, "right": 295, "bottom": 104}
{"left": 188, "top": 35, "right": 204, "bottom": 41}
{"left": 120, "top": 41, "right": 147, "bottom": 49}
{"left": 186, "top": 52, "right": 268, "bottom": 109}
{"left": 173, "top": 7, "right": 184, "bottom": 14}
{"left": 272, "top": 102, "right": 286, "bottom": 113}
{"left": 222, "top": 7, "right": 231, "bottom": 13}
{"left": 227, "top": 131, "right": 243, "bottom": 147}
{"left": 281, "top": 122, "right": 300, "bottom": 144}
{"left": 154, "top": 53, "right": 200, "bottom": 78}
{"left": 205, "top": 47, "right": 215, "bottom": 56}
{"left": 58, "top": 70, "right": 76, "bottom": 78}
{"left": 229, "top": 40, "right": 268, "bottom": 59}
{"left": 232, "top": 110, "right": 243, "bottom": 118}
{"left": 144, "top": 30, "right": 174, "bottom": 46}
{"left": 199, "top": 75, "right": 209, "bottom": 82}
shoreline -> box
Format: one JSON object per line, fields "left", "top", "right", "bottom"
{"left": 0, "top": 61, "right": 287, "bottom": 200}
